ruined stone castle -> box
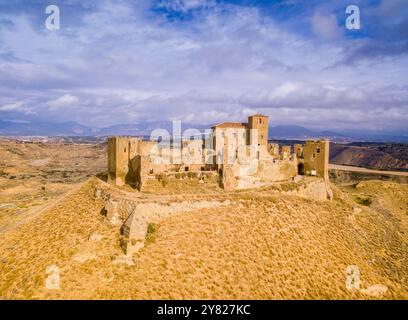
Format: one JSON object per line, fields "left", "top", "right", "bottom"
{"left": 103, "top": 115, "right": 331, "bottom": 256}
{"left": 107, "top": 114, "right": 330, "bottom": 191}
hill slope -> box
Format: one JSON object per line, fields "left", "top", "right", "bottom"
{"left": 0, "top": 178, "right": 407, "bottom": 299}
{"left": 330, "top": 143, "right": 408, "bottom": 171}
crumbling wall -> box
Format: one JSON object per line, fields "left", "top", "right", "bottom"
{"left": 140, "top": 170, "right": 218, "bottom": 193}
{"left": 102, "top": 197, "right": 138, "bottom": 225}
{"left": 268, "top": 143, "right": 279, "bottom": 157}
{"left": 220, "top": 165, "right": 238, "bottom": 190}
{"left": 258, "top": 159, "right": 297, "bottom": 182}
{"left": 107, "top": 137, "right": 116, "bottom": 184}
{"left": 285, "top": 179, "right": 333, "bottom": 202}
{"left": 117, "top": 201, "right": 232, "bottom": 255}
{"left": 281, "top": 145, "right": 291, "bottom": 160}
{"left": 300, "top": 140, "right": 329, "bottom": 181}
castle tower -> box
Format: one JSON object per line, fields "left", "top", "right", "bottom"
{"left": 301, "top": 139, "right": 330, "bottom": 181}
{"left": 248, "top": 114, "right": 269, "bottom": 147}
{"left": 294, "top": 144, "right": 303, "bottom": 157}
{"left": 107, "top": 136, "right": 140, "bottom": 186}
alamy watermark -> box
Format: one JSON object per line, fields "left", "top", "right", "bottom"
{"left": 45, "top": 264, "right": 60, "bottom": 290}
{"left": 45, "top": 5, "right": 60, "bottom": 31}
{"left": 146, "top": 121, "right": 261, "bottom": 166}
{"left": 44, "top": 4, "right": 361, "bottom": 32}
{"left": 345, "top": 5, "right": 361, "bottom": 30}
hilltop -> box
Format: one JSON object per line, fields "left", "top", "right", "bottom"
{"left": 0, "top": 176, "right": 407, "bottom": 299}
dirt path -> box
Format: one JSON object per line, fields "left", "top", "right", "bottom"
{"left": 329, "top": 164, "right": 408, "bottom": 177}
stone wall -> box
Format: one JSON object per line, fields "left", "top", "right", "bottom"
{"left": 107, "top": 124, "right": 330, "bottom": 191}
{"left": 258, "top": 159, "right": 298, "bottom": 182}
{"left": 299, "top": 140, "right": 329, "bottom": 181}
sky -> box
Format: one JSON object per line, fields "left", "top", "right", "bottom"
{"left": 0, "top": 0, "right": 407, "bottom": 133}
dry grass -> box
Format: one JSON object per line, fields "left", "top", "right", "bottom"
{"left": 0, "top": 140, "right": 407, "bottom": 299}
{"left": 0, "top": 177, "right": 407, "bottom": 299}
{"left": 0, "top": 140, "right": 106, "bottom": 229}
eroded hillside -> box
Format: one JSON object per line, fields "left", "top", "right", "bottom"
{"left": 0, "top": 140, "right": 106, "bottom": 230}
{"left": 330, "top": 143, "right": 408, "bottom": 171}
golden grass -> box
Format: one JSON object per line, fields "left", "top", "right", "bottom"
{"left": 0, "top": 177, "right": 407, "bottom": 299}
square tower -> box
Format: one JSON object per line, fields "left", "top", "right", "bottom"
{"left": 248, "top": 114, "right": 269, "bottom": 147}
{"left": 301, "top": 139, "right": 330, "bottom": 181}
{"left": 107, "top": 136, "right": 140, "bottom": 186}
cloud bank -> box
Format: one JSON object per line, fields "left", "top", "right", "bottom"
{"left": 0, "top": 0, "right": 407, "bottom": 133}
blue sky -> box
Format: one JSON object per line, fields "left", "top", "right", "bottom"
{"left": 0, "top": 0, "right": 407, "bottom": 132}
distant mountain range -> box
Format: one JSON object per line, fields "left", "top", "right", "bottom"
{"left": 0, "top": 120, "right": 91, "bottom": 136}
{"left": 1, "top": 119, "right": 407, "bottom": 143}
{"left": 0, "top": 120, "right": 208, "bottom": 137}
{"left": 268, "top": 125, "right": 348, "bottom": 141}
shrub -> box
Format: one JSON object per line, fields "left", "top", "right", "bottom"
{"left": 355, "top": 196, "right": 372, "bottom": 206}
{"left": 145, "top": 223, "right": 158, "bottom": 245}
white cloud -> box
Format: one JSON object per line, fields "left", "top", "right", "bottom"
{"left": 272, "top": 82, "right": 300, "bottom": 99}
{"left": 0, "top": 101, "right": 24, "bottom": 111}
{"left": 0, "top": 0, "right": 406, "bottom": 133}
{"left": 47, "top": 94, "right": 79, "bottom": 109}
